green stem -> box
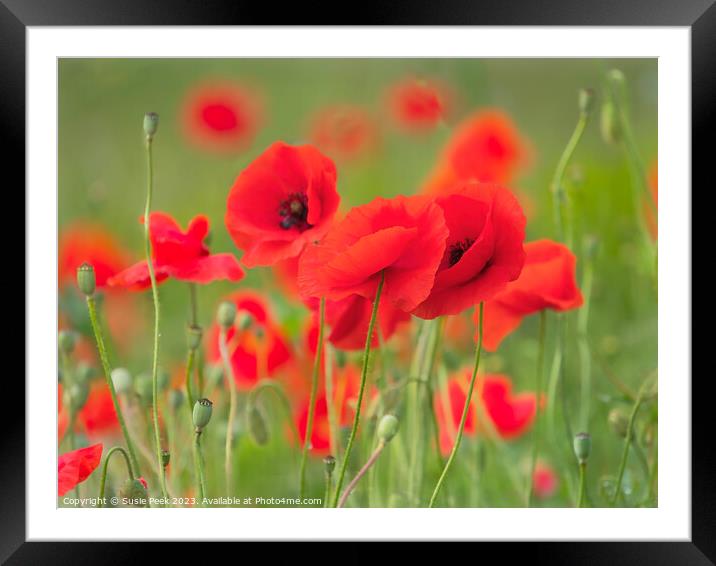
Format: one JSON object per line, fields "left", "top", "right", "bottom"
{"left": 527, "top": 310, "right": 547, "bottom": 507}
{"left": 577, "top": 462, "right": 587, "bottom": 508}
{"left": 337, "top": 441, "right": 386, "bottom": 508}
{"left": 219, "top": 327, "right": 238, "bottom": 496}
{"left": 193, "top": 431, "right": 207, "bottom": 506}
{"left": 189, "top": 283, "right": 198, "bottom": 326}
{"left": 249, "top": 379, "right": 301, "bottom": 447}
{"left": 577, "top": 250, "right": 594, "bottom": 431}
{"left": 86, "top": 296, "right": 140, "bottom": 478}
{"left": 299, "top": 297, "right": 325, "bottom": 500}
{"left": 185, "top": 348, "right": 197, "bottom": 416}
{"left": 98, "top": 446, "right": 133, "bottom": 507}
{"left": 143, "top": 135, "right": 168, "bottom": 504}
{"left": 332, "top": 271, "right": 385, "bottom": 506}
{"left": 428, "top": 302, "right": 484, "bottom": 508}
{"left": 324, "top": 343, "right": 339, "bottom": 459}
{"left": 323, "top": 471, "right": 333, "bottom": 509}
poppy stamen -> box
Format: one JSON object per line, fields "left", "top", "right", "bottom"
{"left": 448, "top": 238, "right": 475, "bottom": 267}
{"left": 279, "top": 192, "right": 311, "bottom": 232}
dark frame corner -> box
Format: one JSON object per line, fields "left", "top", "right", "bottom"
{"left": 5, "top": 0, "right": 709, "bottom": 562}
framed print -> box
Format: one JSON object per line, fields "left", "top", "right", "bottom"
{"left": 5, "top": 0, "right": 709, "bottom": 561}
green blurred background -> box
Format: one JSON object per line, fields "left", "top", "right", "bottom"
{"left": 59, "top": 58, "right": 657, "bottom": 507}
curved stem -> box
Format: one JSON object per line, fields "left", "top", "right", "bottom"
{"left": 332, "top": 271, "right": 385, "bottom": 506}
{"left": 527, "top": 310, "right": 547, "bottom": 507}
{"left": 98, "top": 446, "right": 133, "bottom": 507}
{"left": 193, "top": 432, "right": 207, "bottom": 506}
{"left": 337, "top": 441, "right": 386, "bottom": 508}
{"left": 143, "top": 136, "right": 168, "bottom": 504}
{"left": 249, "top": 379, "right": 301, "bottom": 447}
{"left": 86, "top": 296, "right": 140, "bottom": 478}
{"left": 428, "top": 302, "right": 484, "bottom": 508}
{"left": 299, "top": 297, "right": 325, "bottom": 500}
{"left": 219, "top": 328, "right": 238, "bottom": 496}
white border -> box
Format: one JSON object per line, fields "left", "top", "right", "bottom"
{"left": 27, "top": 27, "right": 690, "bottom": 541}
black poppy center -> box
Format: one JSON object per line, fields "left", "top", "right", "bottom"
{"left": 448, "top": 238, "right": 475, "bottom": 267}
{"left": 278, "top": 192, "right": 312, "bottom": 231}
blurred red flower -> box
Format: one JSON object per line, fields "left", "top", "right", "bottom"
{"left": 476, "top": 239, "right": 583, "bottom": 351}
{"left": 645, "top": 160, "right": 658, "bottom": 240}
{"left": 58, "top": 443, "right": 103, "bottom": 496}
{"left": 225, "top": 142, "right": 340, "bottom": 268}
{"left": 422, "top": 109, "right": 531, "bottom": 195}
{"left": 308, "top": 105, "right": 379, "bottom": 161}
{"left": 434, "top": 371, "right": 537, "bottom": 455}
{"left": 59, "top": 222, "right": 132, "bottom": 289}
{"left": 387, "top": 77, "right": 453, "bottom": 131}
{"left": 182, "top": 80, "right": 263, "bottom": 153}
{"left": 298, "top": 195, "right": 448, "bottom": 313}
{"left": 412, "top": 183, "right": 526, "bottom": 319}
{"left": 533, "top": 461, "right": 559, "bottom": 499}
{"left": 108, "top": 212, "right": 243, "bottom": 290}
{"left": 205, "top": 291, "right": 292, "bottom": 390}
{"left": 78, "top": 382, "right": 120, "bottom": 438}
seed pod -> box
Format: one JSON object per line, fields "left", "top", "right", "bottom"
{"left": 573, "top": 432, "right": 592, "bottom": 464}
{"left": 323, "top": 455, "right": 336, "bottom": 476}
{"left": 134, "top": 372, "right": 153, "bottom": 405}
{"left": 186, "top": 324, "right": 203, "bottom": 351}
{"left": 248, "top": 404, "right": 270, "bottom": 446}
{"left": 76, "top": 262, "right": 96, "bottom": 296}
{"left": 578, "top": 88, "right": 595, "bottom": 117}
{"left": 600, "top": 99, "right": 622, "bottom": 144}
{"left": 111, "top": 367, "right": 133, "bottom": 395}
{"left": 236, "top": 312, "right": 253, "bottom": 332}
{"left": 608, "top": 408, "right": 629, "bottom": 438}
{"left": 143, "top": 112, "right": 159, "bottom": 139}
{"left": 58, "top": 330, "right": 76, "bottom": 354}
{"left": 217, "top": 301, "right": 237, "bottom": 329}
{"left": 193, "top": 398, "right": 213, "bottom": 432}
{"left": 377, "top": 414, "right": 400, "bottom": 443}
{"left": 119, "top": 478, "right": 148, "bottom": 507}
{"left": 161, "top": 450, "right": 170, "bottom": 468}
{"left": 75, "top": 362, "right": 95, "bottom": 384}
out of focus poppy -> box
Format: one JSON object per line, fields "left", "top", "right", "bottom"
{"left": 532, "top": 461, "right": 559, "bottom": 499}
{"left": 308, "top": 105, "right": 379, "bottom": 161}
{"left": 387, "top": 77, "right": 453, "bottom": 132}
{"left": 58, "top": 443, "right": 103, "bottom": 496}
{"left": 78, "top": 382, "right": 120, "bottom": 438}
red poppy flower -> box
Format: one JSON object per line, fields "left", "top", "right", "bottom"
{"left": 225, "top": 142, "right": 340, "bottom": 268}
{"left": 645, "top": 160, "right": 658, "bottom": 240}
{"left": 58, "top": 443, "right": 103, "bottom": 496}
{"left": 423, "top": 109, "right": 531, "bottom": 195}
{"left": 434, "top": 371, "right": 537, "bottom": 454}
{"left": 78, "top": 383, "right": 120, "bottom": 437}
{"left": 476, "top": 239, "right": 583, "bottom": 351}
{"left": 108, "top": 212, "right": 243, "bottom": 290}
{"left": 59, "top": 222, "right": 132, "bottom": 289}
{"left": 308, "top": 105, "right": 379, "bottom": 161}
{"left": 182, "top": 80, "right": 263, "bottom": 153}
{"left": 533, "top": 461, "right": 558, "bottom": 499}
{"left": 298, "top": 194, "right": 449, "bottom": 313}
{"left": 387, "top": 77, "right": 453, "bottom": 131}
{"left": 412, "top": 183, "right": 526, "bottom": 319}
{"left": 205, "top": 291, "right": 292, "bottom": 390}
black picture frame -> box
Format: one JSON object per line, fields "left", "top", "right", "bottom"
{"left": 4, "top": 1, "right": 707, "bottom": 561}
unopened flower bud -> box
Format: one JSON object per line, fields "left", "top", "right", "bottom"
{"left": 58, "top": 330, "right": 76, "bottom": 354}
{"left": 168, "top": 389, "right": 184, "bottom": 412}
{"left": 111, "top": 367, "right": 132, "bottom": 395}
{"left": 76, "top": 262, "right": 96, "bottom": 296}
{"left": 207, "top": 363, "right": 223, "bottom": 386}
{"left": 119, "top": 478, "right": 148, "bottom": 507}
{"left": 135, "top": 372, "right": 153, "bottom": 404}
{"left": 377, "top": 414, "right": 399, "bottom": 443}
{"left": 323, "top": 455, "right": 336, "bottom": 476}
{"left": 143, "top": 112, "right": 159, "bottom": 140}
{"left": 248, "top": 404, "right": 269, "bottom": 446}
{"left": 186, "top": 324, "right": 203, "bottom": 351}
{"left": 217, "top": 301, "right": 237, "bottom": 329}
{"left": 335, "top": 349, "right": 347, "bottom": 369}
{"left": 578, "top": 88, "right": 595, "bottom": 117}
{"left": 608, "top": 408, "right": 629, "bottom": 438}
{"left": 64, "top": 381, "right": 89, "bottom": 411}
{"left": 193, "top": 398, "right": 213, "bottom": 432}
{"left": 161, "top": 450, "right": 170, "bottom": 468}
{"left": 600, "top": 99, "right": 621, "bottom": 144}
{"left": 75, "top": 362, "right": 95, "bottom": 384}
{"left": 236, "top": 312, "right": 253, "bottom": 332}
{"left": 573, "top": 432, "right": 592, "bottom": 464}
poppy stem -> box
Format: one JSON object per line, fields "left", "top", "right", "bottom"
{"left": 577, "top": 244, "right": 595, "bottom": 432}
{"left": 185, "top": 348, "right": 197, "bottom": 417}
{"left": 332, "top": 271, "right": 385, "bottom": 507}
{"left": 98, "top": 446, "right": 133, "bottom": 507}
{"left": 428, "top": 302, "right": 484, "bottom": 508}
{"left": 323, "top": 465, "right": 333, "bottom": 508}
{"left": 193, "top": 431, "right": 207, "bottom": 506}
{"left": 577, "top": 461, "right": 588, "bottom": 507}
{"left": 219, "top": 327, "right": 239, "bottom": 497}
{"left": 85, "top": 295, "right": 141, "bottom": 479}
{"left": 337, "top": 440, "right": 386, "bottom": 508}
{"left": 324, "top": 343, "right": 340, "bottom": 459}
{"left": 527, "top": 310, "right": 547, "bottom": 507}
{"left": 299, "top": 297, "right": 326, "bottom": 500}
{"left": 249, "top": 379, "right": 301, "bottom": 449}
{"left": 142, "top": 131, "right": 169, "bottom": 505}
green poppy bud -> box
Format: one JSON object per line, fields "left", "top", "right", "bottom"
{"left": 377, "top": 414, "right": 399, "bottom": 443}
{"left": 186, "top": 324, "right": 203, "bottom": 351}
{"left": 161, "top": 450, "right": 170, "bottom": 468}
{"left": 135, "top": 372, "right": 153, "bottom": 405}
{"left": 64, "top": 381, "right": 89, "bottom": 411}
{"left": 58, "top": 330, "right": 76, "bottom": 354}
{"left": 608, "top": 408, "right": 629, "bottom": 438}
{"left": 111, "top": 367, "right": 133, "bottom": 395}
{"left": 578, "top": 88, "right": 595, "bottom": 117}
{"left": 248, "top": 404, "right": 270, "bottom": 446}
{"left": 323, "top": 455, "right": 336, "bottom": 476}
{"left": 143, "top": 112, "right": 159, "bottom": 140}
{"left": 217, "top": 301, "right": 237, "bottom": 329}
{"left": 573, "top": 432, "right": 592, "bottom": 464}
{"left": 193, "top": 398, "right": 213, "bottom": 432}
{"left": 168, "top": 389, "right": 184, "bottom": 412}
{"left": 206, "top": 363, "right": 224, "bottom": 386}
{"left": 76, "top": 262, "right": 96, "bottom": 296}
{"left": 75, "top": 362, "right": 96, "bottom": 384}
{"left": 335, "top": 349, "right": 347, "bottom": 369}
{"left": 236, "top": 312, "right": 253, "bottom": 332}
{"left": 600, "top": 99, "right": 621, "bottom": 144}
{"left": 119, "top": 478, "right": 148, "bottom": 507}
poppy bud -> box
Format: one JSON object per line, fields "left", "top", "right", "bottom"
{"left": 323, "top": 455, "right": 336, "bottom": 476}
{"left": 64, "top": 381, "right": 89, "bottom": 411}
{"left": 161, "top": 450, "right": 170, "bottom": 468}
{"left": 573, "top": 432, "right": 592, "bottom": 464}
{"left": 168, "top": 389, "right": 184, "bottom": 412}
{"left": 377, "top": 414, "right": 399, "bottom": 443}
{"left": 119, "top": 478, "right": 148, "bottom": 507}
{"left": 135, "top": 372, "right": 153, "bottom": 404}
{"left": 193, "top": 398, "right": 213, "bottom": 432}
{"left": 186, "top": 324, "right": 203, "bottom": 351}
{"left": 335, "top": 349, "right": 347, "bottom": 369}
{"left": 237, "top": 312, "right": 253, "bottom": 332}
{"left": 206, "top": 363, "right": 224, "bottom": 387}
{"left": 58, "top": 330, "right": 76, "bottom": 354}
{"left": 608, "top": 408, "right": 629, "bottom": 438}
{"left": 217, "top": 301, "right": 237, "bottom": 329}
{"left": 75, "top": 362, "right": 95, "bottom": 384}
{"left": 578, "top": 88, "right": 595, "bottom": 117}
{"left": 111, "top": 367, "right": 133, "bottom": 395}
{"left": 247, "top": 404, "right": 270, "bottom": 446}
{"left": 143, "top": 112, "right": 159, "bottom": 140}
{"left": 76, "top": 262, "right": 96, "bottom": 296}
{"left": 600, "top": 99, "right": 621, "bottom": 144}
